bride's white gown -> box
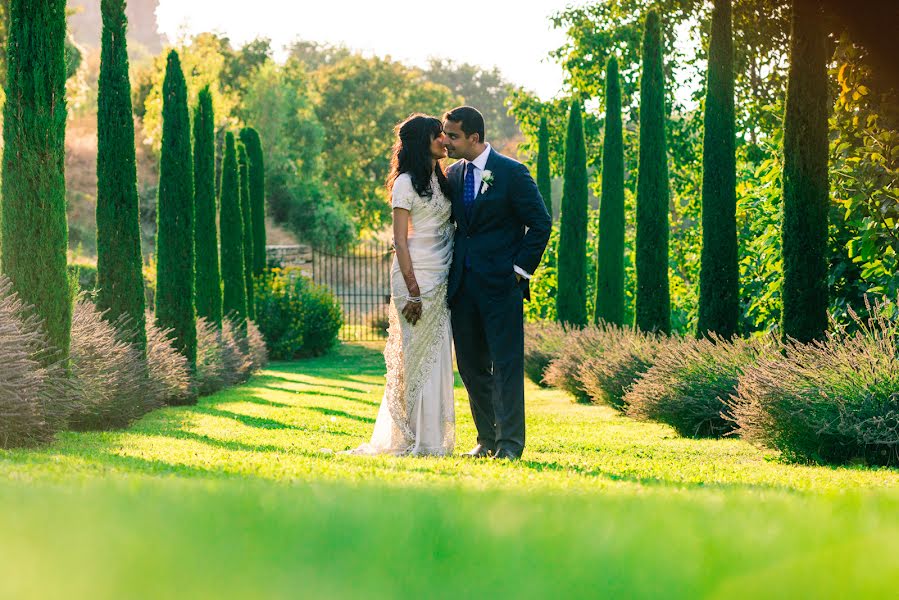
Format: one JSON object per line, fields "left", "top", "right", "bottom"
{"left": 349, "top": 172, "right": 455, "bottom": 456}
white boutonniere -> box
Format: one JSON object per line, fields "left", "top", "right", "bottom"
{"left": 480, "top": 170, "right": 495, "bottom": 194}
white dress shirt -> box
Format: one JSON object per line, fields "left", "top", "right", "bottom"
{"left": 464, "top": 144, "right": 532, "bottom": 280}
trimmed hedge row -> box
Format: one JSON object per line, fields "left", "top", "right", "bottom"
{"left": 527, "top": 305, "right": 899, "bottom": 466}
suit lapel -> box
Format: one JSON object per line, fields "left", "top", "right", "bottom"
{"left": 469, "top": 150, "right": 499, "bottom": 226}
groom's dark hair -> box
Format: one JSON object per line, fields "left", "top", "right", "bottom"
{"left": 444, "top": 106, "right": 485, "bottom": 143}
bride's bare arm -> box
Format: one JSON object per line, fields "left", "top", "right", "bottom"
{"left": 393, "top": 208, "right": 422, "bottom": 325}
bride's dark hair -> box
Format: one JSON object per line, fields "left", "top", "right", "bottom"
{"left": 386, "top": 113, "right": 450, "bottom": 200}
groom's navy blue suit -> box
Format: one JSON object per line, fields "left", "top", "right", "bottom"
{"left": 447, "top": 148, "right": 551, "bottom": 457}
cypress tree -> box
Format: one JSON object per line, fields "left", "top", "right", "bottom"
{"left": 536, "top": 115, "right": 553, "bottom": 218}
{"left": 635, "top": 9, "right": 671, "bottom": 334}
{"left": 781, "top": 0, "right": 829, "bottom": 343}
{"left": 556, "top": 99, "right": 589, "bottom": 327}
{"left": 595, "top": 56, "right": 626, "bottom": 326}
{"left": 698, "top": 0, "right": 739, "bottom": 339}
{"left": 193, "top": 86, "right": 222, "bottom": 326}
{"left": 155, "top": 50, "right": 196, "bottom": 370}
{"left": 96, "top": 0, "right": 146, "bottom": 353}
{"left": 220, "top": 132, "right": 248, "bottom": 321}
{"left": 240, "top": 127, "right": 267, "bottom": 275}
{"left": 238, "top": 144, "right": 255, "bottom": 320}
{"left": 1, "top": 0, "right": 70, "bottom": 361}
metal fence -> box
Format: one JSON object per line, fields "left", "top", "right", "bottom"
{"left": 312, "top": 242, "right": 393, "bottom": 342}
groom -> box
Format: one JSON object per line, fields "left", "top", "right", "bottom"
{"left": 443, "top": 106, "right": 552, "bottom": 461}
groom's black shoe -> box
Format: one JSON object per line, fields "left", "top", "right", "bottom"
{"left": 491, "top": 448, "right": 521, "bottom": 461}
{"left": 462, "top": 444, "right": 494, "bottom": 458}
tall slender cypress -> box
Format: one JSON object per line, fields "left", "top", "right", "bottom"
{"left": 193, "top": 86, "right": 222, "bottom": 326}
{"left": 155, "top": 50, "right": 196, "bottom": 370}
{"left": 1, "top": 0, "right": 70, "bottom": 361}
{"left": 556, "top": 99, "right": 589, "bottom": 327}
{"left": 595, "top": 56, "right": 626, "bottom": 326}
{"left": 96, "top": 0, "right": 146, "bottom": 353}
{"left": 238, "top": 144, "right": 255, "bottom": 320}
{"left": 240, "top": 127, "right": 267, "bottom": 275}
{"left": 635, "top": 9, "right": 671, "bottom": 334}
{"left": 781, "top": 0, "right": 829, "bottom": 343}
{"left": 536, "top": 115, "right": 553, "bottom": 218}
{"left": 220, "top": 132, "right": 248, "bottom": 321}
{"left": 697, "top": 0, "right": 738, "bottom": 339}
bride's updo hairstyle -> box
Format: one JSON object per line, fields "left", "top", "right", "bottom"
{"left": 387, "top": 113, "right": 450, "bottom": 200}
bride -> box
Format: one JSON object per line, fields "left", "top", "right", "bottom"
{"left": 346, "top": 114, "right": 455, "bottom": 456}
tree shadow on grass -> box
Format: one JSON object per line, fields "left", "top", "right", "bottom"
{"left": 255, "top": 374, "right": 374, "bottom": 395}
{"left": 301, "top": 406, "right": 376, "bottom": 424}
{"left": 520, "top": 458, "right": 792, "bottom": 495}
{"left": 258, "top": 384, "right": 379, "bottom": 407}
{"left": 192, "top": 406, "right": 308, "bottom": 431}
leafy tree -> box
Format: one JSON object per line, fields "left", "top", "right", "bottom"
{"left": 635, "top": 10, "right": 671, "bottom": 334}
{"left": 238, "top": 143, "right": 255, "bottom": 320}
{"left": 240, "top": 127, "right": 267, "bottom": 275}
{"left": 155, "top": 50, "right": 196, "bottom": 370}
{"left": 781, "top": 0, "right": 829, "bottom": 343}
{"left": 193, "top": 85, "right": 222, "bottom": 326}
{"left": 536, "top": 115, "right": 553, "bottom": 218}
{"left": 697, "top": 0, "right": 739, "bottom": 339}
{"left": 96, "top": 0, "right": 146, "bottom": 352}
{"left": 595, "top": 56, "right": 626, "bottom": 326}
{"left": 220, "top": 132, "right": 247, "bottom": 321}
{"left": 1, "top": 0, "right": 70, "bottom": 361}
{"left": 556, "top": 100, "right": 589, "bottom": 326}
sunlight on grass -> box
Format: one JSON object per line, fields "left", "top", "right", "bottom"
{"left": 1, "top": 342, "right": 898, "bottom": 598}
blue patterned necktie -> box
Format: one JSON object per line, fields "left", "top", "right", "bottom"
{"left": 463, "top": 161, "right": 476, "bottom": 221}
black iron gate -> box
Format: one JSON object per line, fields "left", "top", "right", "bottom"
{"left": 312, "top": 242, "right": 393, "bottom": 342}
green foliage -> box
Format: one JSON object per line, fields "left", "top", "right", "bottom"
{"left": 238, "top": 144, "right": 255, "bottom": 320}
{"left": 96, "top": 0, "right": 146, "bottom": 353}
{"left": 239, "top": 127, "right": 267, "bottom": 275}
{"left": 309, "top": 53, "right": 459, "bottom": 230}
{"left": 732, "top": 303, "right": 899, "bottom": 466}
{"left": 69, "top": 263, "right": 98, "bottom": 293}
{"left": 829, "top": 36, "right": 899, "bottom": 324}
{"left": 193, "top": 86, "right": 222, "bottom": 326}
{"left": 1, "top": 0, "right": 71, "bottom": 362}
{"left": 556, "top": 100, "right": 589, "bottom": 327}
{"left": 154, "top": 50, "right": 197, "bottom": 370}
{"left": 697, "top": 0, "right": 739, "bottom": 339}
{"left": 595, "top": 56, "right": 626, "bottom": 326}
{"left": 626, "top": 334, "right": 775, "bottom": 438}
{"left": 523, "top": 321, "right": 567, "bottom": 386}
{"left": 781, "top": 0, "right": 829, "bottom": 343}
{"left": 219, "top": 132, "right": 248, "bottom": 322}
{"left": 635, "top": 10, "right": 671, "bottom": 334}
{"left": 536, "top": 115, "right": 553, "bottom": 218}
{"left": 525, "top": 225, "right": 559, "bottom": 323}
{"left": 254, "top": 268, "right": 343, "bottom": 359}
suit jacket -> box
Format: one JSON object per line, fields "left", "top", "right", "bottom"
{"left": 447, "top": 148, "right": 552, "bottom": 303}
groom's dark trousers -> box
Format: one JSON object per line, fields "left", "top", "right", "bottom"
{"left": 447, "top": 149, "right": 551, "bottom": 457}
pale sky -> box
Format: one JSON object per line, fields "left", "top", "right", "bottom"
{"left": 156, "top": 0, "right": 585, "bottom": 100}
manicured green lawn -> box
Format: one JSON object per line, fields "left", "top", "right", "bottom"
{"left": 1, "top": 342, "right": 897, "bottom": 598}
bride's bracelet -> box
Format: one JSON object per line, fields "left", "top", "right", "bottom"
{"left": 403, "top": 296, "right": 422, "bottom": 303}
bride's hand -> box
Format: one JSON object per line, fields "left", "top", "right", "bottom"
{"left": 402, "top": 301, "right": 423, "bottom": 325}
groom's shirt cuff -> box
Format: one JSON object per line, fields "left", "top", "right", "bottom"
{"left": 513, "top": 265, "right": 532, "bottom": 280}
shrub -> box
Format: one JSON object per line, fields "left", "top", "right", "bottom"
{"left": 577, "top": 326, "right": 667, "bottom": 411}
{"left": 730, "top": 305, "right": 899, "bottom": 465}
{"left": 69, "top": 263, "right": 98, "bottom": 292}
{"left": 524, "top": 321, "right": 567, "bottom": 386}
{"left": 255, "top": 269, "right": 343, "bottom": 359}
{"left": 195, "top": 317, "right": 228, "bottom": 395}
{"left": 543, "top": 325, "right": 607, "bottom": 402}
{"left": 247, "top": 320, "right": 269, "bottom": 371}
{"left": 626, "top": 334, "right": 776, "bottom": 437}
{"left": 68, "top": 299, "right": 160, "bottom": 430}
{"left": 146, "top": 312, "right": 194, "bottom": 405}
{"left": 0, "top": 277, "right": 74, "bottom": 448}
{"left": 222, "top": 316, "right": 254, "bottom": 383}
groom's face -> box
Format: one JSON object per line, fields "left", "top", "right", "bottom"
{"left": 442, "top": 119, "right": 477, "bottom": 160}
